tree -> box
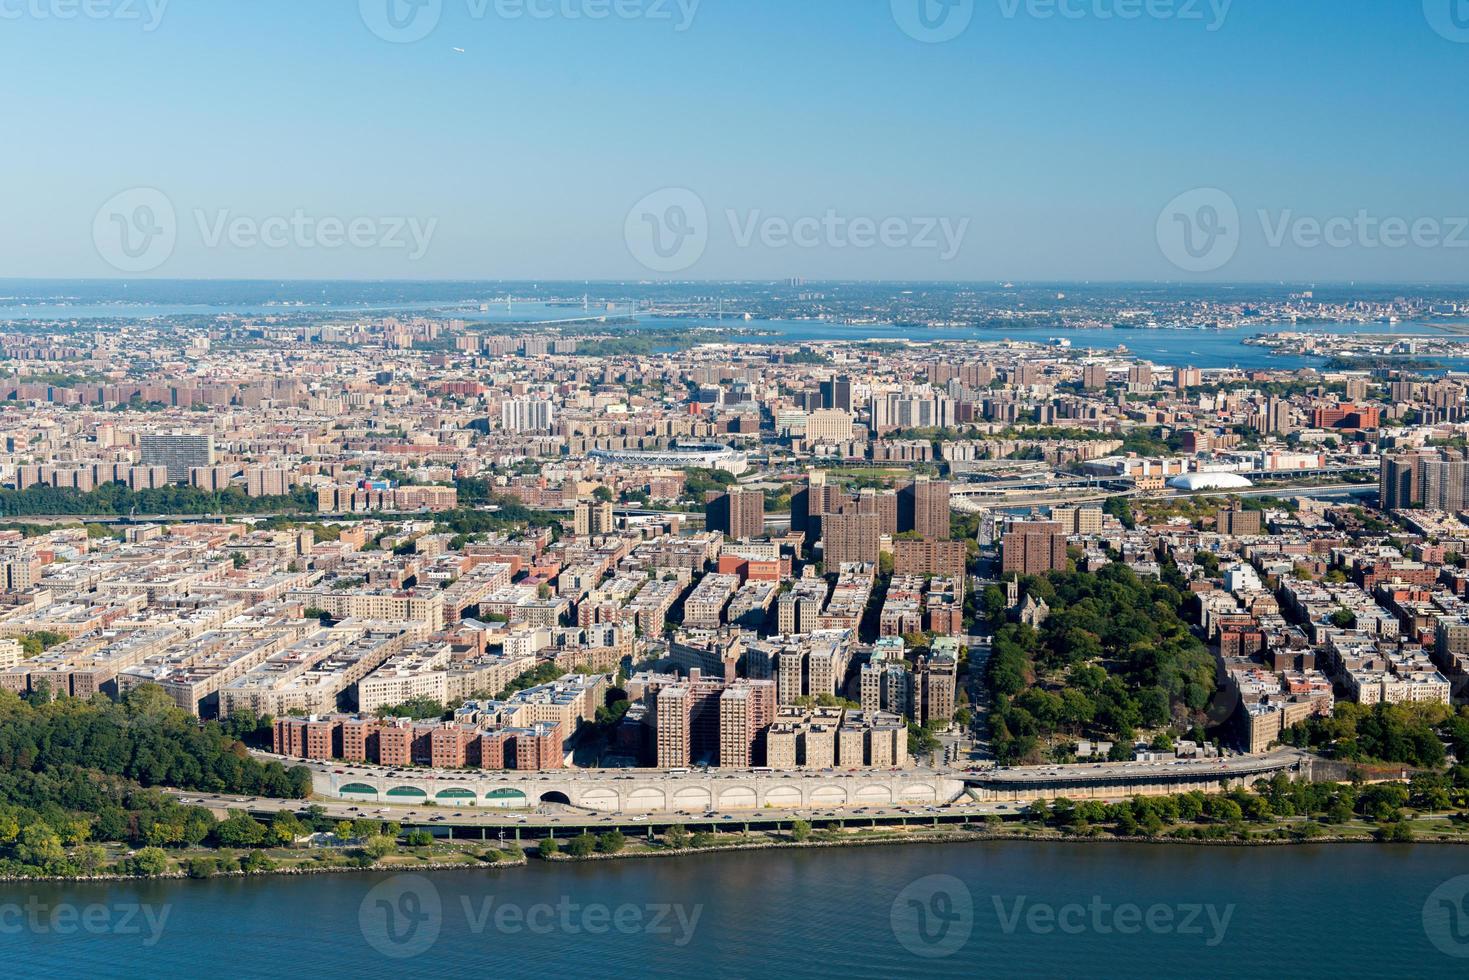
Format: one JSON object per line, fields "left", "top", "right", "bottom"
{"left": 270, "top": 811, "right": 307, "bottom": 846}
{"left": 790, "top": 819, "right": 812, "bottom": 842}
{"left": 212, "top": 812, "right": 267, "bottom": 848}
{"left": 16, "top": 823, "right": 66, "bottom": 872}
{"left": 538, "top": 837, "right": 561, "bottom": 858}
{"left": 129, "top": 847, "right": 169, "bottom": 877}
{"left": 665, "top": 825, "right": 690, "bottom": 849}
{"left": 240, "top": 850, "right": 276, "bottom": 873}
{"left": 566, "top": 833, "right": 596, "bottom": 857}
{"left": 596, "top": 831, "right": 626, "bottom": 854}
{"left": 361, "top": 835, "right": 396, "bottom": 861}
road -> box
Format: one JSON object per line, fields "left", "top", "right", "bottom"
{"left": 166, "top": 788, "right": 1040, "bottom": 838}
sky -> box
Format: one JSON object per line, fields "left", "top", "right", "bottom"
{"left": 2, "top": 0, "right": 1468, "bottom": 282}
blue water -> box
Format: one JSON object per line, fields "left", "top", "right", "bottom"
{"left": 3, "top": 842, "right": 1467, "bottom": 978}
{"left": 3, "top": 277, "right": 1465, "bottom": 370}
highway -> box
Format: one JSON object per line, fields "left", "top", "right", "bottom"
{"left": 167, "top": 788, "right": 1037, "bottom": 839}
{"left": 167, "top": 750, "right": 1307, "bottom": 838}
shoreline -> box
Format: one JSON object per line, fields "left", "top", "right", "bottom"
{"left": 4, "top": 825, "right": 1463, "bottom": 885}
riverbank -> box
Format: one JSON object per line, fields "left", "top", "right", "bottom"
{"left": 6, "top": 811, "right": 1466, "bottom": 884}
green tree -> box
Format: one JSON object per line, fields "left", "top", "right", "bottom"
{"left": 129, "top": 847, "right": 169, "bottom": 877}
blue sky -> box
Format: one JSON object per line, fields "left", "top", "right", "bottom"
{"left": 3, "top": 0, "right": 1468, "bottom": 281}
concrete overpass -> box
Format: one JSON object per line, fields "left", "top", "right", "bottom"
{"left": 273, "top": 751, "right": 1305, "bottom": 814}
{"left": 287, "top": 757, "right": 966, "bottom": 813}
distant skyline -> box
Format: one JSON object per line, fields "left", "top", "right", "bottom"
{"left": 3, "top": 1, "right": 1468, "bottom": 281}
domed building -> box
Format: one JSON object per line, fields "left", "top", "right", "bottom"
{"left": 1167, "top": 472, "right": 1254, "bottom": 492}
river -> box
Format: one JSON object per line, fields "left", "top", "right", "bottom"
{"left": 5, "top": 841, "right": 1467, "bottom": 978}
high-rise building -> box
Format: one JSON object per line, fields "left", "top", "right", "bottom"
{"left": 892, "top": 538, "right": 967, "bottom": 578}
{"left": 820, "top": 375, "right": 853, "bottom": 412}
{"left": 805, "top": 409, "right": 854, "bottom": 444}
{"left": 1423, "top": 452, "right": 1469, "bottom": 511}
{"left": 1217, "top": 506, "right": 1262, "bottom": 536}
{"left": 246, "top": 467, "right": 293, "bottom": 498}
{"left": 655, "top": 671, "right": 773, "bottom": 768}
{"left": 706, "top": 488, "right": 765, "bottom": 541}
{"left": 1380, "top": 453, "right": 1425, "bottom": 511}
{"left": 1049, "top": 506, "right": 1103, "bottom": 536}
{"left": 140, "top": 433, "right": 215, "bottom": 484}
{"left": 1001, "top": 520, "right": 1068, "bottom": 576}
{"left": 501, "top": 398, "right": 555, "bottom": 432}
{"left": 899, "top": 477, "right": 951, "bottom": 541}
{"left": 916, "top": 653, "right": 957, "bottom": 727}
{"left": 822, "top": 511, "right": 881, "bottom": 567}
{"left": 717, "top": 681, "right": 776, "bottom": 767}
{"left": 573, "top": 500, "right": 615, "bottom": 537}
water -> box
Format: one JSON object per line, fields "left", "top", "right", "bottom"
{"left": 4, "top": 842, "right": 1467, "bottom": 978}
{"left": 3, "top": 277, "right": 1466, "bottom": 371}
